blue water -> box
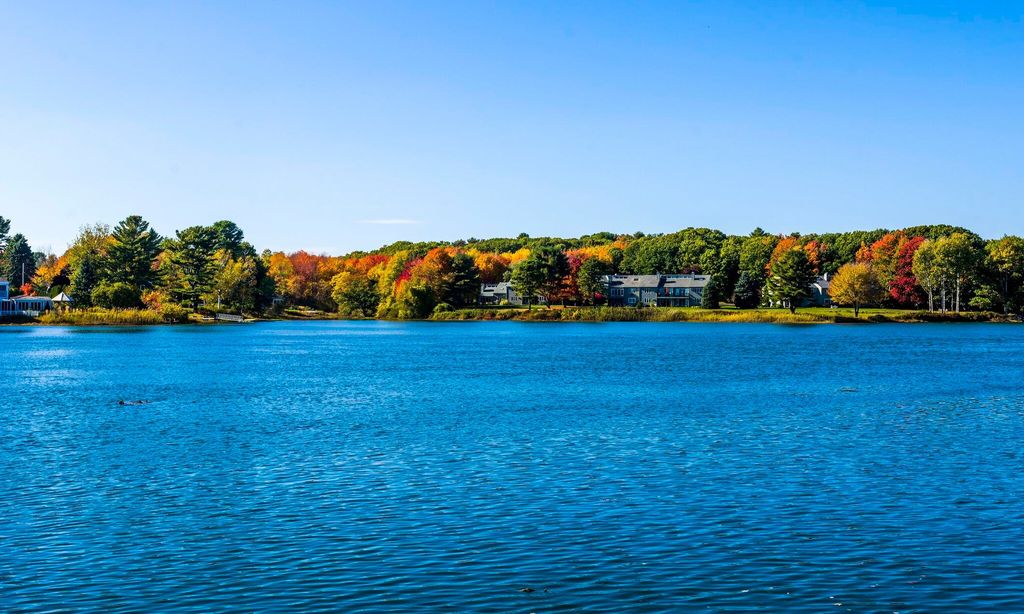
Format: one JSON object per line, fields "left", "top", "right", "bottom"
{"left": 3, "top": 321, "right": 1024, "bottom": 612}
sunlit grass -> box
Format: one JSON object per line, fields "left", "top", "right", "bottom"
{"left": 430, "top": 306, "right": 1010, "bottom": 323}
{"left": 37, "top": 308, "right": 177, "bottom": 325}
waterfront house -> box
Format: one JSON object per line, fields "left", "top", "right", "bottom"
{"left": 769, "top": 274, "right": 833, "bottom": 309}
{"left": 0, "top": 280, "right": 54, "bottom": 317}
{"left": 605, "top": 274, "right": 710, "bottom": 307}
{"left": 810, "top": 274, "right": 832, "bottom": 307}
{"left": 479, "top": 282, "right": 546, "bottom": 306}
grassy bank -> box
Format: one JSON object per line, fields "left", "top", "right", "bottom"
{"left": 430, "top": 306, "right": 1013, "bottom": 323}
{"left": 35, "top": 308, "right": 186, "bottom": 325}
{"left": 6, "top": 306, "right": 1013, "bottom": 326}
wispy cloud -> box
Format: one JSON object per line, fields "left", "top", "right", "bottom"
{"left": 357, "top": 218, "right": 420, "bottom": 225}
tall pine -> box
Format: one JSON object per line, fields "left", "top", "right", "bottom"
{"left": 106, "top": 215, "right": 162, "bottom": 289}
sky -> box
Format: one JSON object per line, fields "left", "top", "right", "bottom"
{"left": 1, "top": 1, "right": 1021, "bottom": 254}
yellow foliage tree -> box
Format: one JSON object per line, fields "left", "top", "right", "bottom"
{"left": 829, "top": 262, "right": 884, "bottom": 317}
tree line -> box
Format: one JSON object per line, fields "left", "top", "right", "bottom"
{"left": 3, "top": 215, "right": 1023, "bottom": 318}
{"left": 2, "top": 215, "right": 274, "bottom": 319}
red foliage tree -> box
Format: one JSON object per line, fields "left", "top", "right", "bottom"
{"left": 889, "top": 236, "right": 926, "bottom": 307}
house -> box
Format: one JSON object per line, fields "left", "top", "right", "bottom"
{"left": 810, "top": 274, "right": 832, "bottom": 307}
{"left": 479, "top": 282, "right": 546, "bottom": 306}
{"left": 769, "top": 274, "right": 833, "bottom": 309}
{"left": 605, "top": 274, "right": 710, "bottom": 307}
{"left": 0, "top": 280, "right": 54, "bottom": 317}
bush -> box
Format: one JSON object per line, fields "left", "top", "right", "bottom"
{"left": 968, "top": 287, "right": 999, "bottom": 312}
{"left": 432, "top": 302, "right": 454, "bottom": 315}
{"left": 159, "top": 303, "right": 190, "bottom": 323}
{"left": 91, "top": 282, "right": 141, "bottom": 309}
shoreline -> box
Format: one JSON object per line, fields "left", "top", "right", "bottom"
{"left": 2, "top": 307, "right": 1017, "bottom": 327}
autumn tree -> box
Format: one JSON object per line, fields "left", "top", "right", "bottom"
{"left": 33, "top": 254, "right": 70, "bottom": 293}
{"left": 331, "top": 271, "right": 379, "bottom": 317}
{"left": 934, "top": 233, "right": 978, "bottom": 313}
{"left": 986, "top": 236, "right": 1024, "bottom": 314}
{"left": 861, "top": 231, "right": 905, "bottom": 290}
{"left": 206, "top": 250, "right": 259, "bottom": 312}
{"left": 767, "top": 248, "right": 817, "bottom": 313}
{"left": 912, "top": 240, "right": 943, "bottom": 312}
{"left": 829, "top": 263, "right": 884, "bottom": 317}
{"left": 473, "top": 252, "right": 509, "bottom": 284}
{"left": 889, "top": 236, "right": 926, "bottom": 307}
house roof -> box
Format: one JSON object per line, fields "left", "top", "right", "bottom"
{"left": 52, "top": 292, "right": 73, "bottom": 303}
{"left": 662, "top": 275, "right": 711, "bottom": 289}
{"left": 607, "top": 275, "right": 662, "bottom": 288}
{"left": 480, "top": 282, "right": 511, "bottom": 296}
{"left": 606, "top": 274, "right": 711, "bottom": 289}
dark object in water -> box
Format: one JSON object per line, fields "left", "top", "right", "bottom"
{"left": 519, "top": 587, "right": 535, "bottom": 593}
{"left": 118, "top": 400, "right": 150, "bottom": 406}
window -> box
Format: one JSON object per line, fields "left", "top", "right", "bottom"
{"left": 627, "top": 296, "right": 636, "bottom": 305}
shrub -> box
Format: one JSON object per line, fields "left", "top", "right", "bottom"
{"left": 91, "top": 282, "right": 141, "bottom": 309}
{"left": 159, "top": 303, "right": 190, "bottom": 323}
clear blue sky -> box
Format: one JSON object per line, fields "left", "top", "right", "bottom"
{"left": 1, "top": 1, "right": 1021, "bottom": 254}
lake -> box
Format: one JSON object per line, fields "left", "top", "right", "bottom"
{"left": 3, "top": 321, "right": 1024, "bottom": 611}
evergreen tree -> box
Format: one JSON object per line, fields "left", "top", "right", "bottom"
{"left": 733, "top": 271, "right": 762, "bottom": 309}
{"left": 447, "top": 252, "right": 481, "bottom": 307}
{"left": 106, "top": 215, "right": 162, "bottom": 289}
{"left": 3, "top": 234, "right": 36, "bottom": 291}
{"left": 767, "top": 249, "right": 817, "bottom": 313}
{"left": 0, "top": 216, "right": 10, "bottom": 249}
{"left": 211, "top": 220, "right": 246, "bottom": 258}
{"left": 68, "top": 257, "right": 101, "bottom": 306}
{"left": 701, "top": 274, "right": 723, "bottom": 309}
{"left": 167, "top": 226, "right": 217, "bottom": 310}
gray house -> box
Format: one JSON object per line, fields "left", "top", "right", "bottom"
{"left": 810, "top": 274, "right": 832, "bottom": 307}
{"left": 479, "top": 282, "right": 546, "bottom": 306}
{"left": 769, "top": 274, "right": 833, "bottom": 309}
{"left": 605, "top": 274, "right": 710, "bottom": 307}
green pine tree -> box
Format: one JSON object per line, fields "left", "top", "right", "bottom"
{"left": 767, "top": 249, "right": 817, "bottom": 313}
{"left": 106, "top": 215, "right": 162, "bottom": 290}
